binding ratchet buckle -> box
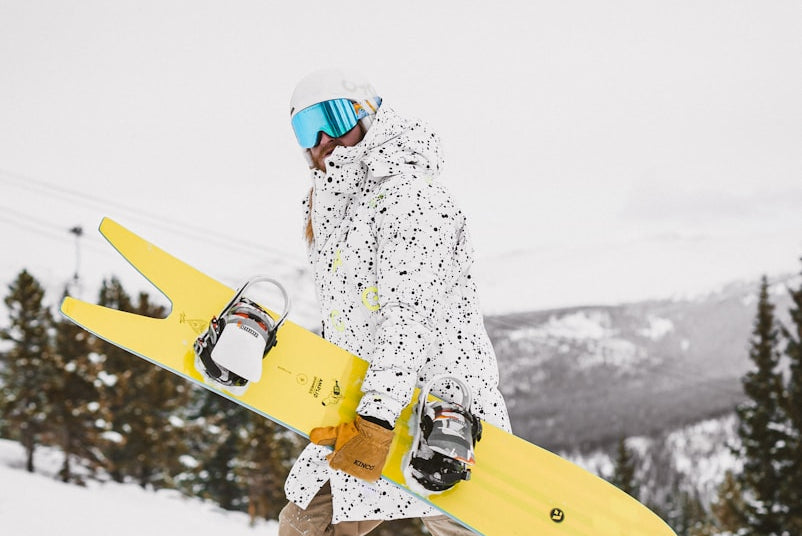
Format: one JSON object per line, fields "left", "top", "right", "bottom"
{"left": 404, "top": 375, "right": 483, "bottom": 494}
{"left": 193, "top": 277, "right": 290, "bottom": 396}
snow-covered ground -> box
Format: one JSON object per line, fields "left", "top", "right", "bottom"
{"left": 565, "top": 415, "right": 741, "bottom": 507}
{"left": 0, "top": 439, "right": 278, "bottom": 535}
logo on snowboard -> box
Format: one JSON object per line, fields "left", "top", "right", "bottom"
{"left": 307, "top": 377, "right": 343, "bottom": 407}
{"left": 550, "top": 508, "right": 565, "bottom": 523}
{"left": 179, "top": 313, "right": 209, "bottom": 335}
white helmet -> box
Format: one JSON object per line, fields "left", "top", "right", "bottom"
{"left": 290, "top": 68, "right": 382, "bottom": 144}
{"left": 290, "top": 68, "right": 379, "bottom": 116}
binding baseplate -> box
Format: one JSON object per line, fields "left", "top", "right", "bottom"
{"left": 193, "top": 276, "right": 290, "bottom": 396}
{"left": 403, "top": 375, "right": 483, "bottom": 495}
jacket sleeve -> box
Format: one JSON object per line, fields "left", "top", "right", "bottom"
{"left": 356, "top": 180, "right": 462, "bottom": 424}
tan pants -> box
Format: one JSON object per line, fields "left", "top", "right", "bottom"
{"left": 278, "top": 483, "right": 476, "bottom": 536}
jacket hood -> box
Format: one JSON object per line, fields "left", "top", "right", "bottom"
{"left": 306, "top": 106, "right": 445, "bottom": 247}
{"left": 310, "top": 106, "right": 444, "bottom": 192}
{"left": 358, "top": 105, "right": 444, "bottom": 181}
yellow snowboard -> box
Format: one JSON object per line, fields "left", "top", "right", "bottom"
{"left": 60, "top": 218, "right": 676, "bottom": 536}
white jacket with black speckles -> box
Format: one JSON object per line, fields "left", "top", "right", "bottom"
{"left": 283, "top": 105, "right": 511, "bottom": 523}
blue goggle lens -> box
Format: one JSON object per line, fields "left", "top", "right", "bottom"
{"left": 291, "top": 98, "right": 377, "bottom": 148}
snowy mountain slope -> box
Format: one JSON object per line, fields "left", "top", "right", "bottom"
{"left": 565, "top": 414, "right": 741, "bottom": 509}
{"left": 0, "top": 439, "right": 278, "bottom": 535}
{"left": 485, "top": 274, "right": 798, "bottom": 451}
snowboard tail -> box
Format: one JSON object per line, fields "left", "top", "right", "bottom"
{"left": 60, "top": 218, "right": 676, "bottom": 536}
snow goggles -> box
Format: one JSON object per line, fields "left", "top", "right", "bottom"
{"left": 291, "top": 97, "right": 381, "bottom": 148}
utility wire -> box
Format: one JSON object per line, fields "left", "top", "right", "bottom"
{"left": 0, "top": 204, "right": 120, "bottom": 258}
{"left": 0, "top": 168, "right": 321, "bottom": 314}
{"left": 0, "top": 167, "right": 320, "bottom": 311}
{"left": 0, "top": 206, "right": 322, "bottom": 318}
{"left": 0, "top": 167, "right": 307, "bottom": 266}
{"left": 0, "top": 212, "right": 69, "bottom": 244}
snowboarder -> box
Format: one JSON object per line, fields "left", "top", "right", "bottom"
{"left": 278, "top": 68, "right": 511, "bottom": 536}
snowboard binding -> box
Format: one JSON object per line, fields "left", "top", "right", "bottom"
{"left": 194, "top": 277, "right": 290, "bottom": 396}
{"left": 404, "top": 375, "right": 483, "bottom": 495}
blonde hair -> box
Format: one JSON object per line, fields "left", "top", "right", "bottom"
{"left": 304, "top": 188, "right": 314, "bottom": 246}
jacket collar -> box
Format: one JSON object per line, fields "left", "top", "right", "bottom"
{"left": 311, "top": 106, "right": 444, "bottom": 195}
{"left": 308, "top": 106, "right": 444, "bottom": 247}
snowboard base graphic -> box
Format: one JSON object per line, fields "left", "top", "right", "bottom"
{"left": 60, "top": 218, "right": 676, "bottom": 536}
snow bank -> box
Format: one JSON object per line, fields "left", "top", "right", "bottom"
{"left": 0, "top": 439, "right": 278, "bottom": 535}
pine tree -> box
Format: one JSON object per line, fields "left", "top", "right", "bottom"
{"left": 182, "top": 390, "right": 250, "bottom": 511}
{"left": 710, "top": 471, "right": 748, "bottom": 534}
{"left": 779, "top": 265, "right": 802, "bottom": 532}
{"left": 0, "top": 270, "right": 58, "bottom": 472}
{"left": 735, "top": 276, "right": 788, "bottom": 535}
{"left": 50, "top": 305, "right": 108, "bottom": 483}
{"left": 94, "top": 279, "right": 190, "bottom": 487}
{"left": 673, "top": 489, "right": 713, "bottom": 536}
{"left": 236, "top": 410, "right": 303, "bottom": 523}
{"left": 143, "top": 291, "right": 194, "bottom": 488}
{"left": 609, "top": 436, "right": 639, "bottom": 499}
{"left": 94, "top": 277, "right": 140, "bottom": 482}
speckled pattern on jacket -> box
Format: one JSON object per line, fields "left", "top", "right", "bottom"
{"left": 284, "top": 105, "right": 511, "bottom": 523}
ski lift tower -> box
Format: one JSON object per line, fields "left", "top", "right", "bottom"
{"left": 68, "top": 225, "right": 83, "bottom": 295}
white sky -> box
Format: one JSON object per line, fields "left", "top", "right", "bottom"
{"left": 1, "top": 0, "right": 800, "bottom": 320}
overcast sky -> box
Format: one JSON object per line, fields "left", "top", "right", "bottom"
{"left": 1, "top": 0, "right": 800, "bottom": 321}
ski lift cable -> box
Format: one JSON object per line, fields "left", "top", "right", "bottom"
{"left": 0, "top": 205, "right": 121, "bottom": 257}
{"left": 0, "top": 168, "right": 307, "bottom": 266}
{"left": 0, "top": 168, "right": 304, "bottom": 266}
{"left": 0, "top": 168, "right": 318, "bottom": 311}
{"left": 0, "top": 209, "right": 321, "bottom": 318}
